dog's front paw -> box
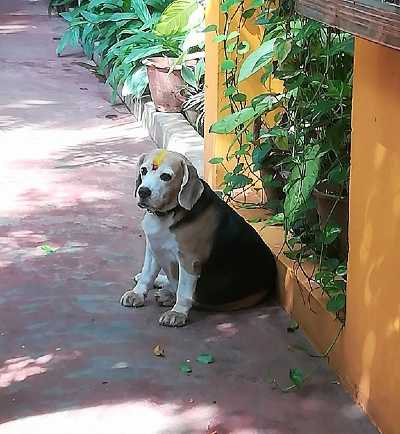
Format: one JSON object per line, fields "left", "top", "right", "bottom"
{"left": 159, "top": 310, "right": 188, "bottom": 327}
{"left": 120, "top": 290, "right": 146, "bottom": 308}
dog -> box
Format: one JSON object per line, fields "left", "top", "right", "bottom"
{"left": 120, "top": 149, "right": 276, "bottom": 327}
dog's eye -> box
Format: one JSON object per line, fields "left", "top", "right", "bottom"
{"left": 141, "top": 167, "right": 148, "bottom": 176}
{"left": 160, "top": 173, "right": 172, "bottom": 182}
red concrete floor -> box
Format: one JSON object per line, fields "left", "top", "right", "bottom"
{"left": 0, "top": 1, "right": 379, "bottom": 433}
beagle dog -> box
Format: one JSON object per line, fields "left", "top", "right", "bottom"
{"left": 120, "top": 149, "right": 276, "bottom": 327}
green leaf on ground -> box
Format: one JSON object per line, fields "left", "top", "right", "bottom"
{"left": 40, "top": 244, "right": 57, "bottom": 255}
{"left": 196, "top": 353, "right": 215, "bottom": 364}
{"left": 289, "top": 368, "right": 305, "bottom": 388}
{"left": 179, "top": 361, "right": 192, "bottom": 374}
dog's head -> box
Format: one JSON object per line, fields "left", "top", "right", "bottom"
{"left": 134, "top": 150, "right": 204, "bottom": 213}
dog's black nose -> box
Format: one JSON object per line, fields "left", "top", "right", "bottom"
{"left": 138, "top": 186, "right": 151, "bottom": 199}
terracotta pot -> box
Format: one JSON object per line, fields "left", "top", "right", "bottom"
{"left": 143, "top": 57, "right": 188, "bottom": 113}
{"left": 313, "top": 185, "right": 349, "bottom": 259}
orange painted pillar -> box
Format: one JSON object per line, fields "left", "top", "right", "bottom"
{"left": 345, "top": 37, "right": 400, "bottom": 434}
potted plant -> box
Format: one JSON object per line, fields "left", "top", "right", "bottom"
{"left": 143, "top": 0, "right": 204, "bottom": 112}
{"left": 181, "top": 57, "right": 205, "bottom": 134}
{"left": 55, "top": 0, "right": 204, "bottom": 110}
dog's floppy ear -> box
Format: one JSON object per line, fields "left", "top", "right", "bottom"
{"left": 178, "top": 160, "right": 204, "bottom": 210}
{"left": 134, "top": 153, "right": 147, "bottom": 197}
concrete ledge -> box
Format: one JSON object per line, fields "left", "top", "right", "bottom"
{"left": 141, "top": 102, "right": 204, "bottom": 177}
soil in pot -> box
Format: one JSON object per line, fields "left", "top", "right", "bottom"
{"left": 314, "top": 184, "right": 349, "bottom": 259}
{"left": 144, "top": 57, "right": 195, "bottom": 113}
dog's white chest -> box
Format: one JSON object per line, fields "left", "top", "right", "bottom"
{"left": 142, "top": 213, "right": 178, "bottom": 262}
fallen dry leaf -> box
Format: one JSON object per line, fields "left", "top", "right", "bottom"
{"left": 153, "top": 344, "right": 165, "bottom": 357}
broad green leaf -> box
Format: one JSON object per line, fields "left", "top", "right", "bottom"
{"left": 181, "top": 65, "right": 197, "bottom": 88}
{"left": 221, "top": 59, "right": 235, "bottom": 71}
{"left": 315, "top": 270, "right": 335, "bottom": 286}
{"left": 209, "top": 157, "right": 224, "bottom": 164}
{"left": 123, "top": 45, "right": 166, "bottom": 63}
{"left": 289, "top": 368, "right": 305, "bottom": 388}
{"left": 323, "top": 279, "right": 346, "bottom": 295}
{"left": 155, "top": 0, "right": 198, "bottom": 36}
{"left": 196, "top": 353, "right": 215, "bottom": 364}
{"left": 326, "top": 293, "right": 346, "bottom": 313}
{"left": 210, "top": 107, "right": 256, "bottom": 134}
{"left": 274, "top": 38, "right": 292, "bottom": 64}
{"left": 327, "top": 37, "right": 354, "bottom": 56}
{"left": 264, "top": 212, "right": 284, "bottom": 226}
{"left": 221, "top": 0, "right": 241, "bottom": 13}
{"left": 235, "top": 143, "right": 250, "bottom": 156}
{"left": 232, "top": 92, "right": 246, "bottom": 102}
{"left": 226, "top": 173, "right": 252, "bottom": 188}
{"left": 146, "top": 0, "right": 174, "bottom": 11}
{"left": 130, "top": 0, "right": 151, "bottom": 24}
{"left": 224, "top": 85, "right": 237, "bottom": 97}
{"left": 213, "top": 34, "right": 227, "bottom": 43}
{"left": 336, "top": 264, "right": 347, "bottom": 276}
{"left": 203, "top": 24, "right": 217, "bottom": 33}
{"left": 220, "top": 103, "right": 231, "bottom": 112}
{"left": 80, "top": 11, "right": 137, "bottom": 23}
{"left": 56, "top": 27, "right": 80, "bottom": 56}
{"left": 122, "top": 65, "right": 148, "bottom": 97}
{"left": 275, "top": 135, "right": 289, "bottom": 151}
{"left": 252, "top": 141, "right": 271, "bottom": 170}
{"left": 88, "top": 0, "right": 123, "bottom": 7}
{"left": 328, "top": 163, "right": 349, "bottom": 185}
{"left": 242, "top": 8, "right": 255, "bottom": 18}
{"left": 323, "top": 223, "right": 341, "bottom": 245}
{"left": 194, "top": 58, "right": 205, "bottom": 82}
{"left": 226, "top": 30, "right": 240, "bottom": 40}
{"left": 284, "top": 145, "right": 320, "bottom": 228}
{"left": 238, "top": 38, "right": 275, "bottom": 82}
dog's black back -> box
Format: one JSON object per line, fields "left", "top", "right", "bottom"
{"left": 180, "top": 181, "right": 277, "bottom": 308}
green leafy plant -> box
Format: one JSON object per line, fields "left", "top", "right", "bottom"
{"left": 55, "top": 0, "right": 204, "bottom": 101}
{"left": 181, "top": 57, "right": 205, "bottom": 135}
{"left": 208, "top": 0, "right": 353, "bottom": 320}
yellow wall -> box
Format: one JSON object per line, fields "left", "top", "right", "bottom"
{"left": 343, "top": 37, "right": 400, "bottom": 434}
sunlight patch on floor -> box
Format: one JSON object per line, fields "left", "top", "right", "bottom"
{"left": 0, "top": 401, "right": 218, "bottom": 434}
